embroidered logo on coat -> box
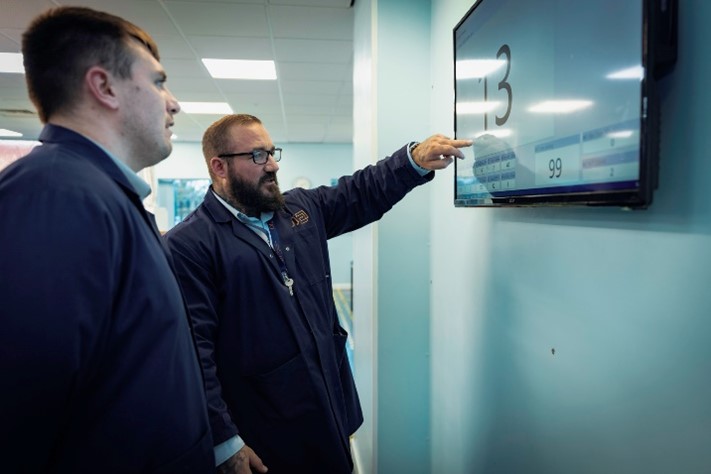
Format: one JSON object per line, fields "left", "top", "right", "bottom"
{"left": 291, "top": 210, "right": 309, "bottom": 227}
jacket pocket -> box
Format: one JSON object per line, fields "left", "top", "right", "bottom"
{"left": 291, "top": 226, "right": 329, "bottom": 286}
{"left": 248, "top": 352, "right": 319, "bottom": 421}
{"left": 333, "top": 329, "right": 348, "bottom": 366}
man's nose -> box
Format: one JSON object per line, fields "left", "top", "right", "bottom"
{"left": 264, "top": 153, "right": 279, "bottom": 171}
{"left": 166, "top": 88, "right": 180, "bottom": 115}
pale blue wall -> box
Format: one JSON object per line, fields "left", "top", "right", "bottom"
{"left": 428, "top": 1, "right": 711, "bottom": 473}
{"left": 350, "top": 0, "right": 434, "bottom": 473}
{"left": 376, "top": 1, "right": 433, "bottom": 472}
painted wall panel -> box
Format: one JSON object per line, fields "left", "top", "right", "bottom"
{"left": 430, "top": 1, "right": 711, "bottom": 473}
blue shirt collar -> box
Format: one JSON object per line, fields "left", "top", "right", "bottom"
{"left": 211, "top": 190, "right": 275, "bottom": 247}
{"left": 86, "top": 137, "right": 152, "bottom": 200}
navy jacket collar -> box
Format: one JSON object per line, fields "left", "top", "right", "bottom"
{"left": 39, "top": 124, "right": 139, "bottom": 201}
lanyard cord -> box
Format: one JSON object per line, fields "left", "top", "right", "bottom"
{"left": 268, "top": 219, "right": 294, "bottom": 295}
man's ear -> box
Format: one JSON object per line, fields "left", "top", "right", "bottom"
{"left": 209, "top": 156, "right": 229, "bottom": 179}
{"left": 85, "top": 66, "right": 120, "bottom": 110}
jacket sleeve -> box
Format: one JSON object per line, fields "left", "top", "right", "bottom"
{"left": 164, "top": 228, "right": 238, "bottom": 445}
{"left": 291, "top": 144, "right": 434, "bottom": 239}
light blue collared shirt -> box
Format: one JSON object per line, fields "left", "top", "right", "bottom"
{"left": 88, "top": 138, "right": 152, "bottom": 200}
{"left": 212, "top": 191, "right": 275, "bottom": 246}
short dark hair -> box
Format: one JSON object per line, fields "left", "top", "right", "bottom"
{"left": 22, "top": 6, "right": 160, "bottom": 123}
{"left": 202, "top": 114, "right": 263, "bottom": 178}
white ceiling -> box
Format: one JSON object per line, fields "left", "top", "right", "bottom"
{"left": 0, "top": 0, "right": 355, "bottom": 144}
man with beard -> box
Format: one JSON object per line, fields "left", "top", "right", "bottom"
{"left": 164, "top": 113, "right": 471, "bottom": 474}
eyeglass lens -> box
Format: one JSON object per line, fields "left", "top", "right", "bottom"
{"left": 254, "top": 148, "right": 281, "bottom": 164}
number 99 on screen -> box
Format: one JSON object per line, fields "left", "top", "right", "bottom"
{"left": 534, "top": 142, "right": 580, "bottom": 185}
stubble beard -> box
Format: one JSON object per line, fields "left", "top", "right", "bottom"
{"left": 137, "top": 139, "right": 171, "bottom": 171}
{"left": 123, "top": 114, "right": 173, "bottom": 171}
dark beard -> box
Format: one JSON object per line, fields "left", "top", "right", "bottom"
{"left": 227, "top": 170, "right": 285, "bottom": 216}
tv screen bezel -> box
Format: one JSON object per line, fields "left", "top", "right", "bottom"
{"left": 452, "top": 0, "right": 677, "bottom": 209}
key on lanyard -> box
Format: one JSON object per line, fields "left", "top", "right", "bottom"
{"left": 269, "top": 219, "right": 294, "bottom": 297}
{"left": 282, "top": 272, "right": 294, "bottom": 296}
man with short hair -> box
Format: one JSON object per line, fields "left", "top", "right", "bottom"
{"left": 165, "top": 113, "right": 471, "bottom": 473}
{"left": 0, "top": 7, "right": 213, "bottom": 472}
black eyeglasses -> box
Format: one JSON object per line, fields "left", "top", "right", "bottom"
{"left": 218, "top": 147, "right": 282, "bottom": 165}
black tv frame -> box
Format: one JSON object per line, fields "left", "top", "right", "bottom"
{"left": 453, "top": 0, "right": 677, "bottom": 208}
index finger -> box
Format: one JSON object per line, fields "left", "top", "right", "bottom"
{"left": 451, "top": 138, "right": 474, "bottom": 148}
{"left": 441, "top": 138, "right": 473, "bottom": 159}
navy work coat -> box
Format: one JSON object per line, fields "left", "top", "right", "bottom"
{"left": 0, "top": 125, "right": 213, "bottom": 473}
{"left": 164, "top": 145, "right": 432, "bottom": 473}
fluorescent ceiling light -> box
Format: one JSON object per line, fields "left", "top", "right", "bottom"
{"left": 179, "top": 101, "right": 233, "bottom": 114}
{"left": 0, "top": 128, "right": 23, "bottom": 137}
{"left": 607, "top": 65, "right": 644, "bottom": 80}
{"left": 202, "top": 58, "right": 277, "bottom": 80}
{"left": 456, "top": 59, "right": 506, "bottom": 79}
{"left": 0, "top": 52, "right": 24, "bottom": 73}
{"left": 529, "top": 100, "right": 593, "bottom": 114}
{"left": 457, "top": 101, "right": 500, "bottom": 115}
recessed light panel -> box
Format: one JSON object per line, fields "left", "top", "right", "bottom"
{"left": 202, "top": 58, "right": 277, "bottom": 80}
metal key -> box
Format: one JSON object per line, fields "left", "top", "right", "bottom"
{"left": 283, "top": 272, "right": 294, "bottom": 296}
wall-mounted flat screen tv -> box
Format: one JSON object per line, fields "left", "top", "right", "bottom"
{"left": 453, "top": 0, "right": 677, "bottom": 208}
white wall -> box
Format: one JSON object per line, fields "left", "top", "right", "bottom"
{"left": 351, "top": 1, "right": 378, "bottom": 471}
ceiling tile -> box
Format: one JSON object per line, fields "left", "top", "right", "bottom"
{"left": 215, "top": 79, "right": 280, "bottom": 95}
{"left": 256, "top": 114, "right": 287, "bottom": 139}
{"left": 172, "top": 0, "right": 266, "bottom": 4}
{"left": 187, "top": 35, "right": 273, "bottom": 60}
{"left": 269, "top": 5, "right": 353, "bottom": 40}
{"left": 268, "top": 0, "right": 352, "bottom": 7}
{"left": 0, "top": 0, "right": 354, "bottom": 143}
{"left": 151, "top": 34, "right": 198, "bottom": 60}
{"left": 278, "top": 61, "right": 351, "bottom": 82}
{"left": 57, "top": 0, "right": 181, "bottom": 36}
{"left": 183, "top": 113, "right": 231, "bottom": 130}
{"left": 274, "top": 38, "right": 352, "bottom": 63}
{"left": 225, "top": 98, "right": 283, "bottom": 115}
{"left": 168, "top": 77, "right": 222, "bottom": 97}
{"left": 161, "top": 58, "right": 211, "bottom": 78}
{"left": 284, "top": 92, "right": 340, "bottom": 107}
{"left": 281, "top": 80, "right": 342, "bottom": 95}
{"left": 163, "top": 2, "right": 269, "bottom": 37}
{"left": 286, "top": 119, "right": 328, "bottom": 142}
{"left": 0, "top": 0, "right": 56, "bottom": 29}
{"left": 0, "top": 29, "right": 22, "bottom": 49}
{"left": 174, "top": 92, "right": 226, "bottom": 105}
